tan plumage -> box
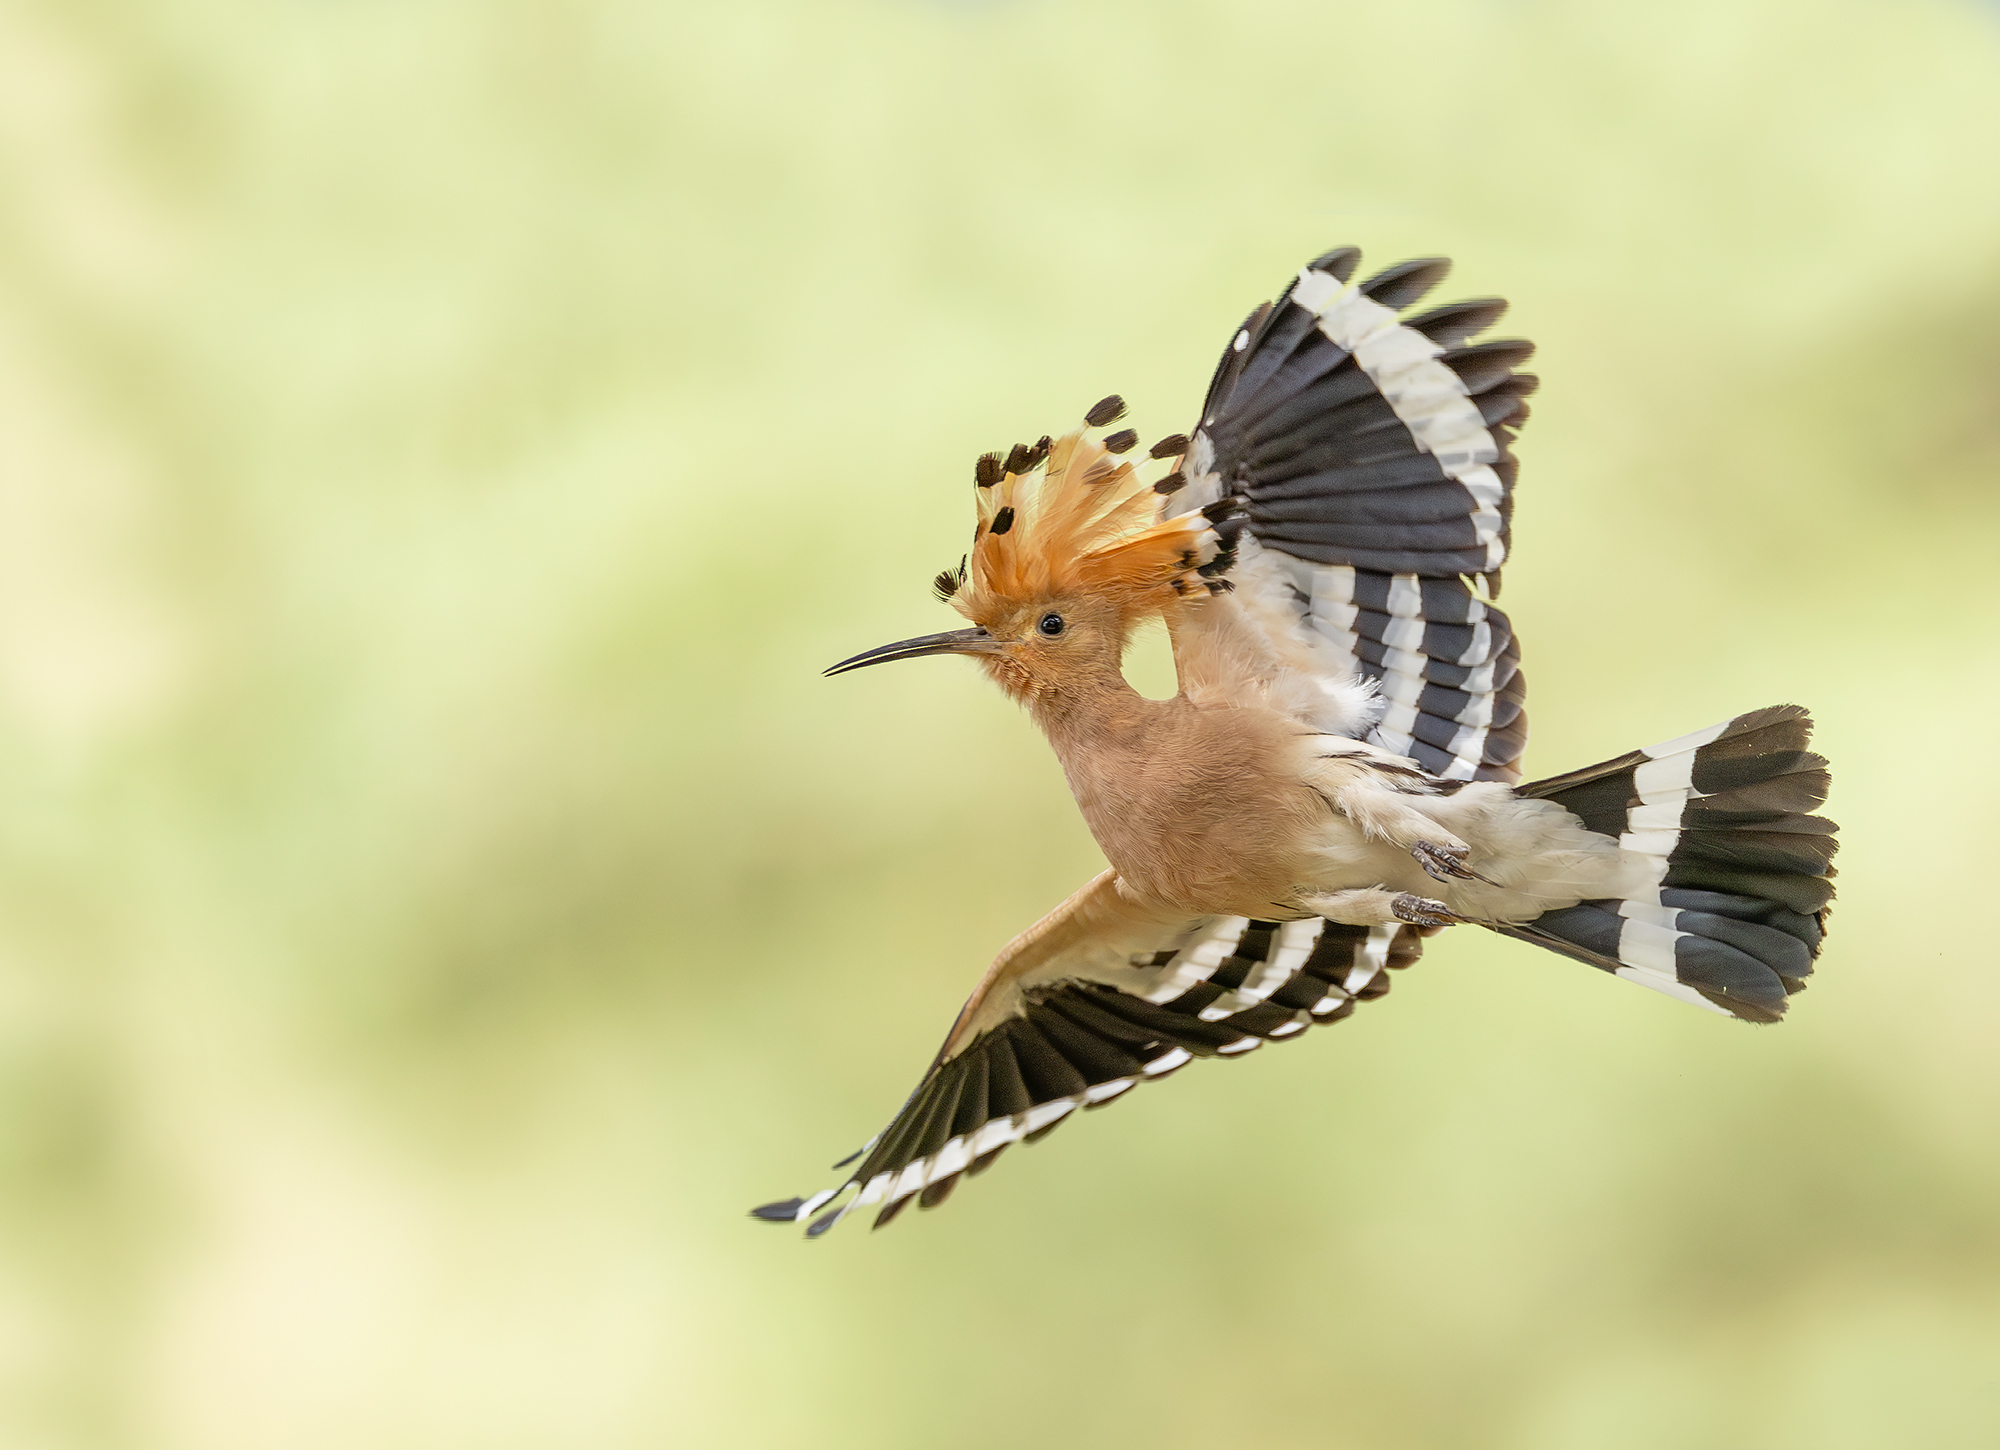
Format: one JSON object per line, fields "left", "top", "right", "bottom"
{"left": 934, "top": 401, "right": 1632, "bottom": 929}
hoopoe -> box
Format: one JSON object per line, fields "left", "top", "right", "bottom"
{"left": 752, "top": 245, "right": 1837, "bottom": 1238}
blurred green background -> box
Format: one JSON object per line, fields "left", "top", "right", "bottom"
{"left": 2, "top": 1, "right": 1998, "bottom": 1446}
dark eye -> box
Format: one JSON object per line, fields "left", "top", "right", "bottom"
{"left": 1037, "top": 613, "right": 1065, "bottom": 637}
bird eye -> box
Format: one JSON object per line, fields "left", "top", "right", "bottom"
{"left": 1037, "top": 613, "right": 1065, "bottom": 637}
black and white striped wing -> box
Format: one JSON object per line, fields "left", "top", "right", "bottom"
{"left": 750, "top": 896, "right": 1424, "bottom": 1237}
{"left": 1178, "top": 247, "right": 1535, "bottom": 782}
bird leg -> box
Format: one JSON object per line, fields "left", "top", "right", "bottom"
{"left": 1328, "top": 775, "right": 1475, "bottom": 872}
{"left": 1299, "top": 887, "right": 1471, "bottom": 929}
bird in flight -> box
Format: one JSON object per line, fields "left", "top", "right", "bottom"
{"left": 752, "top": 245, "right": 1837, "bottom": 1238}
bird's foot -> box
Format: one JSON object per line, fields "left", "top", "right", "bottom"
{"left": 1411, "top": 840, "right": 1474, "bottom": 881}
{"left": 1391, "top": 893, "right": 1468, "bottom": 929}
{"left": 1410, "top": 839, "right": 1499, "bottom": 887}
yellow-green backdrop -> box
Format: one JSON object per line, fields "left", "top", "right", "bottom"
{"left": 2, "top": 2, "right": 1998, "bottom": 1447}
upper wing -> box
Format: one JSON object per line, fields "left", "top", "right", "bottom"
{"left": 1169, "top": 246, "right": 1535, "bottom": 782}
{"left": 750, "top": 870, "right": 1425, "bottom": 1236}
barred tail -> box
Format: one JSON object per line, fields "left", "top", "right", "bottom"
{"left": 1503, "top": 705, "right": 1837, "bottom": 1022}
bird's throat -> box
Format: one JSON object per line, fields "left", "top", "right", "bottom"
{"left": 1023, "top": 664, "right": 1160, "bottom": 752}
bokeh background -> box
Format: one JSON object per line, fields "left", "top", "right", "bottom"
{"left": 3, "top": 1, "right": 1999, "bottom": 1446}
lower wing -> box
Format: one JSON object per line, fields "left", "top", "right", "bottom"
{"left": 750, "top": 870, "right": 1426, "bottom": 1237}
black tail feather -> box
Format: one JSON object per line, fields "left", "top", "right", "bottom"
{"left": 1509, "top": 705, "right": 1837, "bottom": 1022}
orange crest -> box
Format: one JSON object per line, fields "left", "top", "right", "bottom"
{"left": 939, "top": 398, "right": 1227, "bottom": 629}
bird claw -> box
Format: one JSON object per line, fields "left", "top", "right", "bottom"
{"left": 1411, "top": 840, "right": 1476, "bottom": 882}
{"left": 1391, "top": 893, "right": 1465, "bottom": 929}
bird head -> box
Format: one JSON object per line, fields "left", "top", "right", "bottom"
{"left": 825, "top": 397, "right": 1241, "bottom": 702}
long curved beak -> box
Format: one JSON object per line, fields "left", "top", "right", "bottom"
{"left": 824, "top": 627, "right": 1004, "bottom": 677}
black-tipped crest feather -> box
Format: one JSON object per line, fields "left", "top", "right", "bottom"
{"left": 1085, "top": 395, "right": 1127, "bottom": 428}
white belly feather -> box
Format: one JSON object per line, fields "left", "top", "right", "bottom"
{"left": 1297, "top": 756, "right": 1648, "bottom": 924}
